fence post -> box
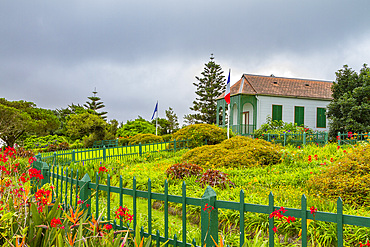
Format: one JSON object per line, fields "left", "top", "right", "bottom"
{"left": 201, "top": 186, "right": 218, "bottom": 247}
{"left": 72, "top": 150, "right": 75, "bottom": 163}
{"left": 337, "top": 197, "right": 343, "bottom": 247}
{"left": 284, "top": 133, "right": 287, "bottom": 146}
{"left": 53, "top": 152, "right": 57, "bottom": 164}
{"left": 80, "top": 173, "right": 92, "bottom": 216}
{"left": 139, "top": 143, "right": 142, "bottom": 156}
{"left": 325, "top": 132, "right": 329, "bottom": 144}
{"left": 268, "top": 192, "right": 275, "bottom": 247}
{"left": 103, "top": 146, "right": 106, "bottom": 161}
{"left": 338, "top": 132, "right": 341, "bottom": 146}
{"left": 174, "top": 139, "right": 177, "bottom": 152}
{"left": 303, "top": 132, "right": 306, "bottom": 146}
{"left": 205, "top": 138, "right": 208, "bottom": 145}
{"left": 267, "top": 133, "right": 270, "bottom": 142}
{"left": 40, "top": 162, "right": 50, "bottom": 187}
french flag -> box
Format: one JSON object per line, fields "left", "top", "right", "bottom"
{"left": 224, "top": 69, "right": 231, "bottom": 104}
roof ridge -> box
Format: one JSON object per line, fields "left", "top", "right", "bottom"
{"left": 243, "top": 73, "right": 332, "bottom": 83}
{"left": 242, "top": 75, "right": 257, "bottom": 93}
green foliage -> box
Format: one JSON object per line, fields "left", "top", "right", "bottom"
{"left": 127, "top": 133, "right": 163, "bottom": 144}
{"left": 166, "top": 162, "right": 203, "bottom": 179}
{"left": 181, "top": 136, "right": 282, "bottom": 168}
{"left": 117, "top": 117, "right": 155, "bottom": 137}
{"left": 188, "top": 54, "right": 226, "bottom": 124}
{"left": 308, "top": 143, "right": 370, "bottom": 207}
{"left": 0, "top": 98, "right": 60, "bottom": 147}
{"left": 151, "top": 118, "right": 171, "bottom": 135}
{"left": 66, "top": 112, "right": 111, "bottom": 147}
{"left": 84, "top": 89, "right": 108, "bottom": 119}
{"left": 327, "top": 64, "right": 370, "bottom": 139}
{"left": 165, "top": 107, "right": 180, "bottom": 133}
{"left": 22, "top": 135, "right": 70, "bottom": 151}
{"left": 253, "top": 116, "right": 311, "bottom": 138}
{"left": 172, "top": 123, "right": 229, "bottom": 148}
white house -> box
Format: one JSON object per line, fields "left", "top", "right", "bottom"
{"left": 216, "top": 74, "right": 332, "bottom": 134}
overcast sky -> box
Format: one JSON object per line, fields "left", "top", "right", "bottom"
{"left": 1, "top": 0, "right": 370, "bottom": 125}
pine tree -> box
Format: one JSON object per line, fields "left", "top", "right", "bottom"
{"left": 165, "top": 107, "right": 179, "bottom": 133}
{"left": 189, "top": 54, "right": 226, "bottom": 124}
{"left": 84, "top": 89, "right": 108, "bottom": 120}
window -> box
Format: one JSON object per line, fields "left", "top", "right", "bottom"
{"left": 317, "top": 108, "right": 326, "bottom": 128}
{"left": 294, "top": 106, "right": 304, "bottom": 126}
{"left": 272, "top": 105, "right": 282, "bottom": 121}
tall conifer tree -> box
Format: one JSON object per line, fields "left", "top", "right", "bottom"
{"left": 84, "top": 89, "right": 108, "bottom": 120}
{"left": 189, "top": 54, "right": 226, "bottom": 124}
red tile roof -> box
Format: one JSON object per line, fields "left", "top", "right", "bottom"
{"left": 218, "top": 74, "right": 333, "bottom": 100}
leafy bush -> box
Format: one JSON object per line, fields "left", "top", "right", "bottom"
{"left": 116, "top": 117, "right": 155, "bottom": 137}
{"left": 196, "top": 169, "right": 234, "bottom": 189}
{"left": 16, "top": 147, "right": 35, "bottom": 158}
{"left": 161, "top": 134, "right": 173, "bottom": 142}
{"left": 307, "top": 143, "right": 370, "bottom": 207}
{"left": 166, "top": 162, "right": 203, "bottom": 179}
{"left": 253, "top": 116, "right": 312, "bottom": 138}
{"left": 127, "top": 133, "right": 163, "bottom": 145}
{"left": 171, "top": 124, "right": 229, "bottom": 149}
{"left": 22, "top": 135, "right": 70, "bottom": 151}
{"left": 181, "top": 136, "right": 282, "bottom": 168}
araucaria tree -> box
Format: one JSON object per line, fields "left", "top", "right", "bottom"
{"left": 189, "top": 54, "right": 226, "bottom": 124}
{"left": 84, "top": 89, "right": 108, "bottom": 120}
{"left": 327, "top": 64, "right": 370, "bottom": 139}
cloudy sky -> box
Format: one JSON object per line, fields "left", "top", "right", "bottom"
{"left": 1, "top": 0, "right": 370, "bottom": 125}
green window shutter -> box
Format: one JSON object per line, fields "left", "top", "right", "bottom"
{"left": 294, "top": 106, "right": 304, "bottom": 126}
{"left": 317, "top": 108, "right": 326, "bottom": 128}
{"left": 272, "top": 105, "right": 282, "bottom": 121}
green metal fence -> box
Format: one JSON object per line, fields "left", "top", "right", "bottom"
{"left": 261, "top": 132, "right": 329, "bottom": 146}
{"left": 337, "top": 132, "right": 370, "bottom": 146}
{"left": 39, "top": 139, "right": 189, "bottom": 165}
{"left": 93, "top": 139, "right": 119, "bottom": 148}
{"left": 33, "top": 154, "right": 370, "bottom": 247}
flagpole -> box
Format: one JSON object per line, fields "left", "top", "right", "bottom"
{"left": 155, "top": 101, "right": 158, "bottom": 136}
{"left": 227, "top": 106, "right": 230, "bottom": 139}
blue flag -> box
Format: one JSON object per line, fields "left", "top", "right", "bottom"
{"left": 151, "top": 102, "right": 158, "bottom": 120}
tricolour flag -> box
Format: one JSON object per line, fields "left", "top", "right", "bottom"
{"left": 224, "top": 69, "right": 231, "bottom": 104}
{"left": 151, "top": 101, "right": 158, "bottom": 120}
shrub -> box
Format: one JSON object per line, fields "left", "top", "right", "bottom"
{"left": 166, "top": 162, "right": 203, "bottom": 179}
{"left": 161, "top": 134, "right": 173, "bottom": 142}
{"left": 16, "top": 147, "right": 35, "bottom": 158}
{"left": 253, "top": 116, "right": 312, "bottom": 138}
{"left": 181, "top": 136, "right": 282, "bottom": 168}
{"left": 116, "top": 117, "right": 155, "bottom": 137}
{"left": 21, "top": 135, "right": 70, "bottom": 151}
{"left": 197, "top": 169, "right": 234, "bottom": 189}
{"left": 307, "top": 144, "right": 370, "bottom": 207}
{"left": 171, "top": 124, "right": 230, "bottom": 149}
{"left": 127, "top": 133, "right": 163, "bottom": 145}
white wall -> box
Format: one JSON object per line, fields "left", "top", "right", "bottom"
{"left": 256, "top": 96, "right": 331, "bottom": 131}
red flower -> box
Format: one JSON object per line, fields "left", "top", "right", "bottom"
{"left": 115, "top": 206, "right": 133, "bottom": 223}
{"left": 285, "top": 216, "right": 296, "bottom": 223}
{"left": 330, "top": 158, "right": 334, "bottom": 162}
{"left": 314, "top": 154, "right": 318, "bottom": 160}
{"left": 104, "top": 224, "right": 113, "bottom": 230}
{"left": 98, "top": 166, "right": 108, "bottom": 174}
{"left": 273, "top": 226, "right": 278, "bottom": 233}
{"left": 28, "top": 157, "right": 36, "bottom": 164}
{"left": 310, "top": 206, "right": 317, "bottom": 215}
{"left": 77, "top": 199, "right": 83, "bottom": 205}
{"left": 308, "top": 155, "right": 312, "bottom": 163}
{"left": 203, "top": 203, "right": 214, "bottom": 212}
{"left": 50, "top": 217, "right": 62, "bottom": 228}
